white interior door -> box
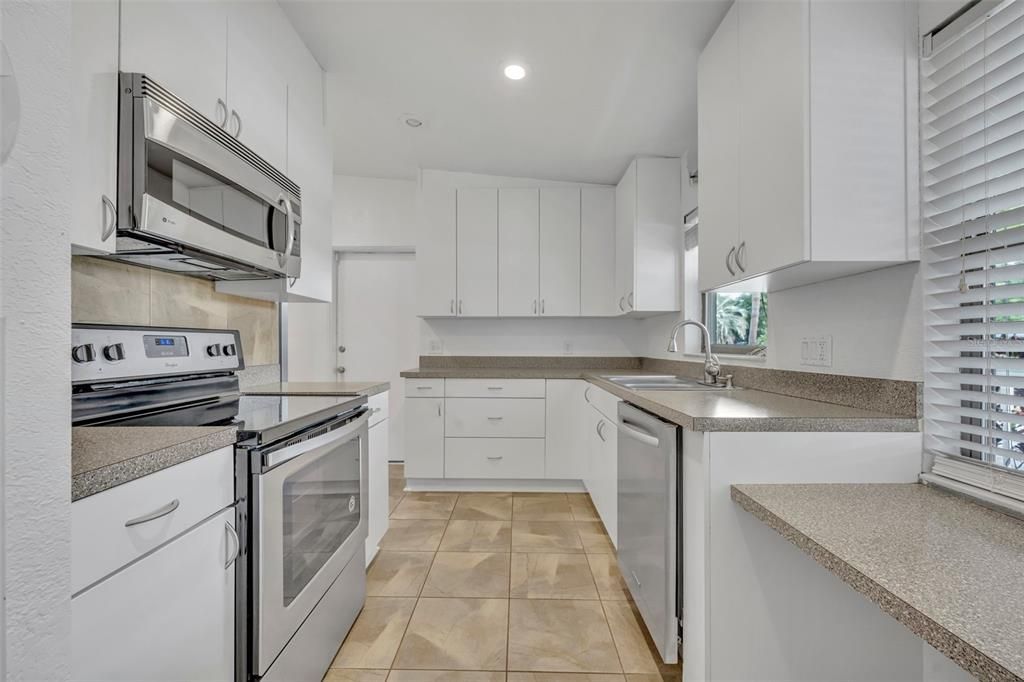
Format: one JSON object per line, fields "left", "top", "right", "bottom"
{"left": 336, "top": 252, "right": 418, "bottom": 462}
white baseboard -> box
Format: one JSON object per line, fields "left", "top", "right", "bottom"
{"left": 404, "top": 478, "right": 587, "bottom": 493}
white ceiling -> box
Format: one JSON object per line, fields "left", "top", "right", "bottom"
{"left": 281, "top": 1, "right": 730, "bottom": 184}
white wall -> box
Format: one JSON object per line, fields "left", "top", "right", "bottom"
{"left": 644, "top": 263, "right": 923, "bottom": 381}
{"left": 1, "top": 1, "right": 73, "bottom": 678}
{"left": 333, "top": 175, "right": 417, "bottom": 247}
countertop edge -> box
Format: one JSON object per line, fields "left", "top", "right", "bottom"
{"left": 241, "top": 381, "right": 390, "bottom": 397}
{"left": 72, "top": 426, "right": 238, "bottom": 502}
{"left": 730, "top": 484, "right": 1021, "bottom": 682}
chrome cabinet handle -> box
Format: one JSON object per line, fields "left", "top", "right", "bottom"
{"left": 450, "top": 299, "right": 455, "bottom": 314}
{"left": 736, "top": 241, "right": 747, "bottom": 272}
{"left": 584, "top": 386, "right": 593, "bottom": 403}
{"left": 486, "top": 416, "right": 504, "bottom": 421}
{"left": 619, "top": 296, "right": 626, "bottom": 311}
{"left": 486, "top": 455, "right": 504, "bottom": 460}
{"left": 101, "top": 194, "right": 116, "bottom": 241}
{"left": 416, "top": 386, "right": 432, "bottom": 390}
{"left": 437, "top": 403, "right": 442, "bottom": 417}
{"left": 541, "top": 299, "right": 545, "bottom": 314}
{"left": 225, "top": 521, "right": 240, "bottom": 569}
{"left": 726, "top": 246, "right": 737, "bottom": 276}
{"left": 533, "top": 300, "right": 537, "bottom": 315}
{"left": 458, "top": 300, "right": 463, "bottom": 315}
{"left": 487, "top": 386, "right": 503, "bottom": 391}
{"left": 596, "top": 420, "right": 607, "bottom": 442}
{"left": 125, "top": 499, "right": 179, "bottom": 527}
{"left": 627, "top": 292, "right": 633, "bottom": 310}
{"left": 278, "top": 194, "right": 296, "bottom": 264}
{"left": 229, "top": 109, "right": 242, "bottom": 138}
{"left": 215, "top": 98, "right": 228, "bottom": 127}
{"left": 370, "top": 407, "right": 382, "bottom": 415}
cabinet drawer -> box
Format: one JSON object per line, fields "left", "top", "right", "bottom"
{"left": 72, "top": 445, "right": 235, "bottom": 594}
{"left": 369, "top": 391, "right": 389, "bottom": 427}
{"left": 584, "top": 383, "right": 621, "bottom": 422}
{"left": 446, "top": 398, "right": 545, "bottom": 438}
{"left": 444, "top": 379, "right": 546, "bottom": 398}
{"left": 406, "top": 379, "right": 444, "bottom": 397}
{"left": 445, "top": 438, "right": 545, "bottom": 479}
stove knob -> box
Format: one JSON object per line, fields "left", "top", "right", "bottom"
{"left": 206, "top": 344, "right": 222, "bottom": 357}
{"left": 102, "top": 343, "right": 125, "bottom": 362}
{"left": 71, "top": 343, "right": 96, "bottom": 364}
{"left": 222, "top": 343, "right": 237, "bottom": 357}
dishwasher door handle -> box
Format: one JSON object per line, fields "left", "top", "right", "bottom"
{"left": 618, "top": 419, "right": 661, "bottom": 447}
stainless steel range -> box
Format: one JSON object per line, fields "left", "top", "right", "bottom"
{"left": 72, "top": 323, "right": 368, "bottom": 682}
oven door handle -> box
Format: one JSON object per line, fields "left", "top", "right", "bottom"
{"left": 261, "top": 411, "right": 369, "bottom": 471}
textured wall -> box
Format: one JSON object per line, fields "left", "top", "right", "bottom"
{"left": 2, "top": 0, "right": 73, "bottom": 678}
{"left": 72, "top": 257, "right": 280, "bottom": 365}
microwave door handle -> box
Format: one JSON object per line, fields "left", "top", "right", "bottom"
{"left": 278, "top": 194, "right": 296, "bottom": 263}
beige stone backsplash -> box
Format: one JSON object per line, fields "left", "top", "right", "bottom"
{"left": 72, "top": 257, "right": 279, "bottom": 365}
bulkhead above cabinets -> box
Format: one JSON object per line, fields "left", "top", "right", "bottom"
{"left": 416, "top": 161, "right": 682, "bottom": 320}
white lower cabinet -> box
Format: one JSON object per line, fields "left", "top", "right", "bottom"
{"left": 72, "top": 506, "right": 236, "bottom": 681}
{"left": 367, "top": 391, "right": 390, "bottom": 566}
{"left": 583, "top": 385, "right": 620, "bottom": 546}
{"left": 404, "top": 395, "right": 445, "bottom": 479}
{"left": 445, "top": 438, "right": 546, "bottom": 479}
{"left": 446, "top": 398, "right": 545, "bottom": 438}
{"left": 545, "top": 380, "right": 587, "bottom": 479}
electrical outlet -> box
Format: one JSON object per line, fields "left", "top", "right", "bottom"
{"left": 800, "top": 336, "right": 833, "bottom": 367}
{"left": 563, "top": 341, "right": 573, "bottom": 355}
{"left": 427, "top": 339, "right": 443, "bottom": 354}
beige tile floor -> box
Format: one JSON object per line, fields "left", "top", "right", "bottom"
{"left": 324, "top": 463, "right": 681, "bottom": 682}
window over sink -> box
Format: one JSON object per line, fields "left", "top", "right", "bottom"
{"left": 704, "top": 291, "right": 768, "bottom": 355}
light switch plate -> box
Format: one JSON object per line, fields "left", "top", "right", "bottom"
{"left": 563, "top": 341, "right": 573, "bottom": 355}
{"left": 427, "top": 339, "right": 443, "bottom": 354}
{"left": 800, "top": 335, "right": 833, "bottom": 367}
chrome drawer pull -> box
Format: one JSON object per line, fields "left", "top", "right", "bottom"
{"left": 125, "top": 499, "right": 179, "bottom": 527}
{"left": 415, "top": 386, "right": 432, "bottom": 390}
{"left": 225, "top": 521, "right": 240, "bottom": 569}
{"left": 487, "top": 386, "right": 504, "bottom": 390}
{"left": 486, "top": 455, "right": 504, "bottom": 460}
{"left": 486, "top": 416, "right": 504, "bottom": 421}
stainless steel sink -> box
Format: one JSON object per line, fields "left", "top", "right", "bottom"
{"left": 600, "top": 375, "right": 732, "bottom": 391}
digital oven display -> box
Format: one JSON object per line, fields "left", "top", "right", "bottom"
{"left": 143, "top": 335, "right": 189, "bottom": 358}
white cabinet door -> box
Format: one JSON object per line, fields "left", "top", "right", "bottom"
{"left": 456, "top": 188, "right": 498, "bottom": 317}
{"left": 539, "top": 187, "right": 581, "bottom": 316}
{"left": 225, "top": 1, "right": 289, "bottom": 170}
{"left": 737, "top": 0, "right": 809, "bottom": 278}
{"left": 545, "top": 380, "right": 586, "bottom": 479}
{"left": 418, "top": 186, "right": 458, "bottom": 316}
{"left": 72, "top": 507, "right": 236, "bottom": 682}
{"left": 697, "top": 2, "right": 741, "bottom": 292}
{"left": 120, "top": 0, "right": 228, "bottom": 125}
{"left": 498, "top": 188, "right": 540, "bottom": 316}
{"left": 615, "top": 162, "right": 637, "bottom": 313}
{"left": 634, "top": 158, "right": 681, "bottom": 312}
{"left": 404, "top": 398, "right": 445, "bottom": 478}
{"left": 367, "top": 419, "right": 390, "bottom": 565}
{"left": 70, "top": 0, "right": 118, "bottom": 255}
{"left": 581, "top": 186, "right": 617, "bottom": 316}
{"left": 599, "top": 416, "right": 618, "bottom": 546}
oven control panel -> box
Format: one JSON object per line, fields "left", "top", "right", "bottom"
{"left": 72, "top": 325, "right": 243, "bottom": 384}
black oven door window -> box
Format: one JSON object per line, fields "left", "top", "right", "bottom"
{"left": 280, "top": 435, "right": 362, "bottom": 606}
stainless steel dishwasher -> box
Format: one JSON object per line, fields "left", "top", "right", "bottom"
{"left": 616, "top": 401, "right": 681, "bottom": 664}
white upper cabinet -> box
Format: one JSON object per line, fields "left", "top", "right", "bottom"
{"left": 698, "top": 0, "right": 914, "bottom": 292}
{"left": 498, "top": 188, "right": 540, "bottom": 316}
{"left": 120, "top": 0, "right": 229, "bottom": 125}
{"left": 581, "top": 186, "right": 617, "bottom": 316}
{"left": 417, "top": 185, "right": 458, "bottom": 316}
{"left": 615, "top": 158, "right": 681, "bottom": 314}
{"left": 697, "top": 3, "right": 740, "bottom": 292}
{"left": 456, "top": 188, "right": 499, "bottom": 317}
{"left": 70, "top": 0, "right": 119, "bottom": 255}
{"left": 539, "top": 187, "right": 581, "bottom": 317}
{"left": 224, "top": 2, "right": 289, "bottom": 171}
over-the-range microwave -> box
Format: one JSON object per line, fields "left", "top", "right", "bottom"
{"left": 110, "top": 72, "right": 301, "bottom": 281}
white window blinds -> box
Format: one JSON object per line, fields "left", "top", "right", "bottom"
{"left": 923, "top": 0, "right": 1024, "bottom": 503}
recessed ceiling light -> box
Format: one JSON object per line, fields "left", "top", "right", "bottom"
{"left": 503, "top": 63, "right": 527, "bottom": 81}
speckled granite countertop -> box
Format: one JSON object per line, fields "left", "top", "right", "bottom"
{"left": 242, "top": 380, "right": 390, "bottom": 397}
{"left": 400, "top": 366, "right": 918, "bottom": 432}
{"left": 72, "top": 426, "right": 238, "bottom": 502}
{"left": 732, "top": 483, "right": 1024, "bottom": 682}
